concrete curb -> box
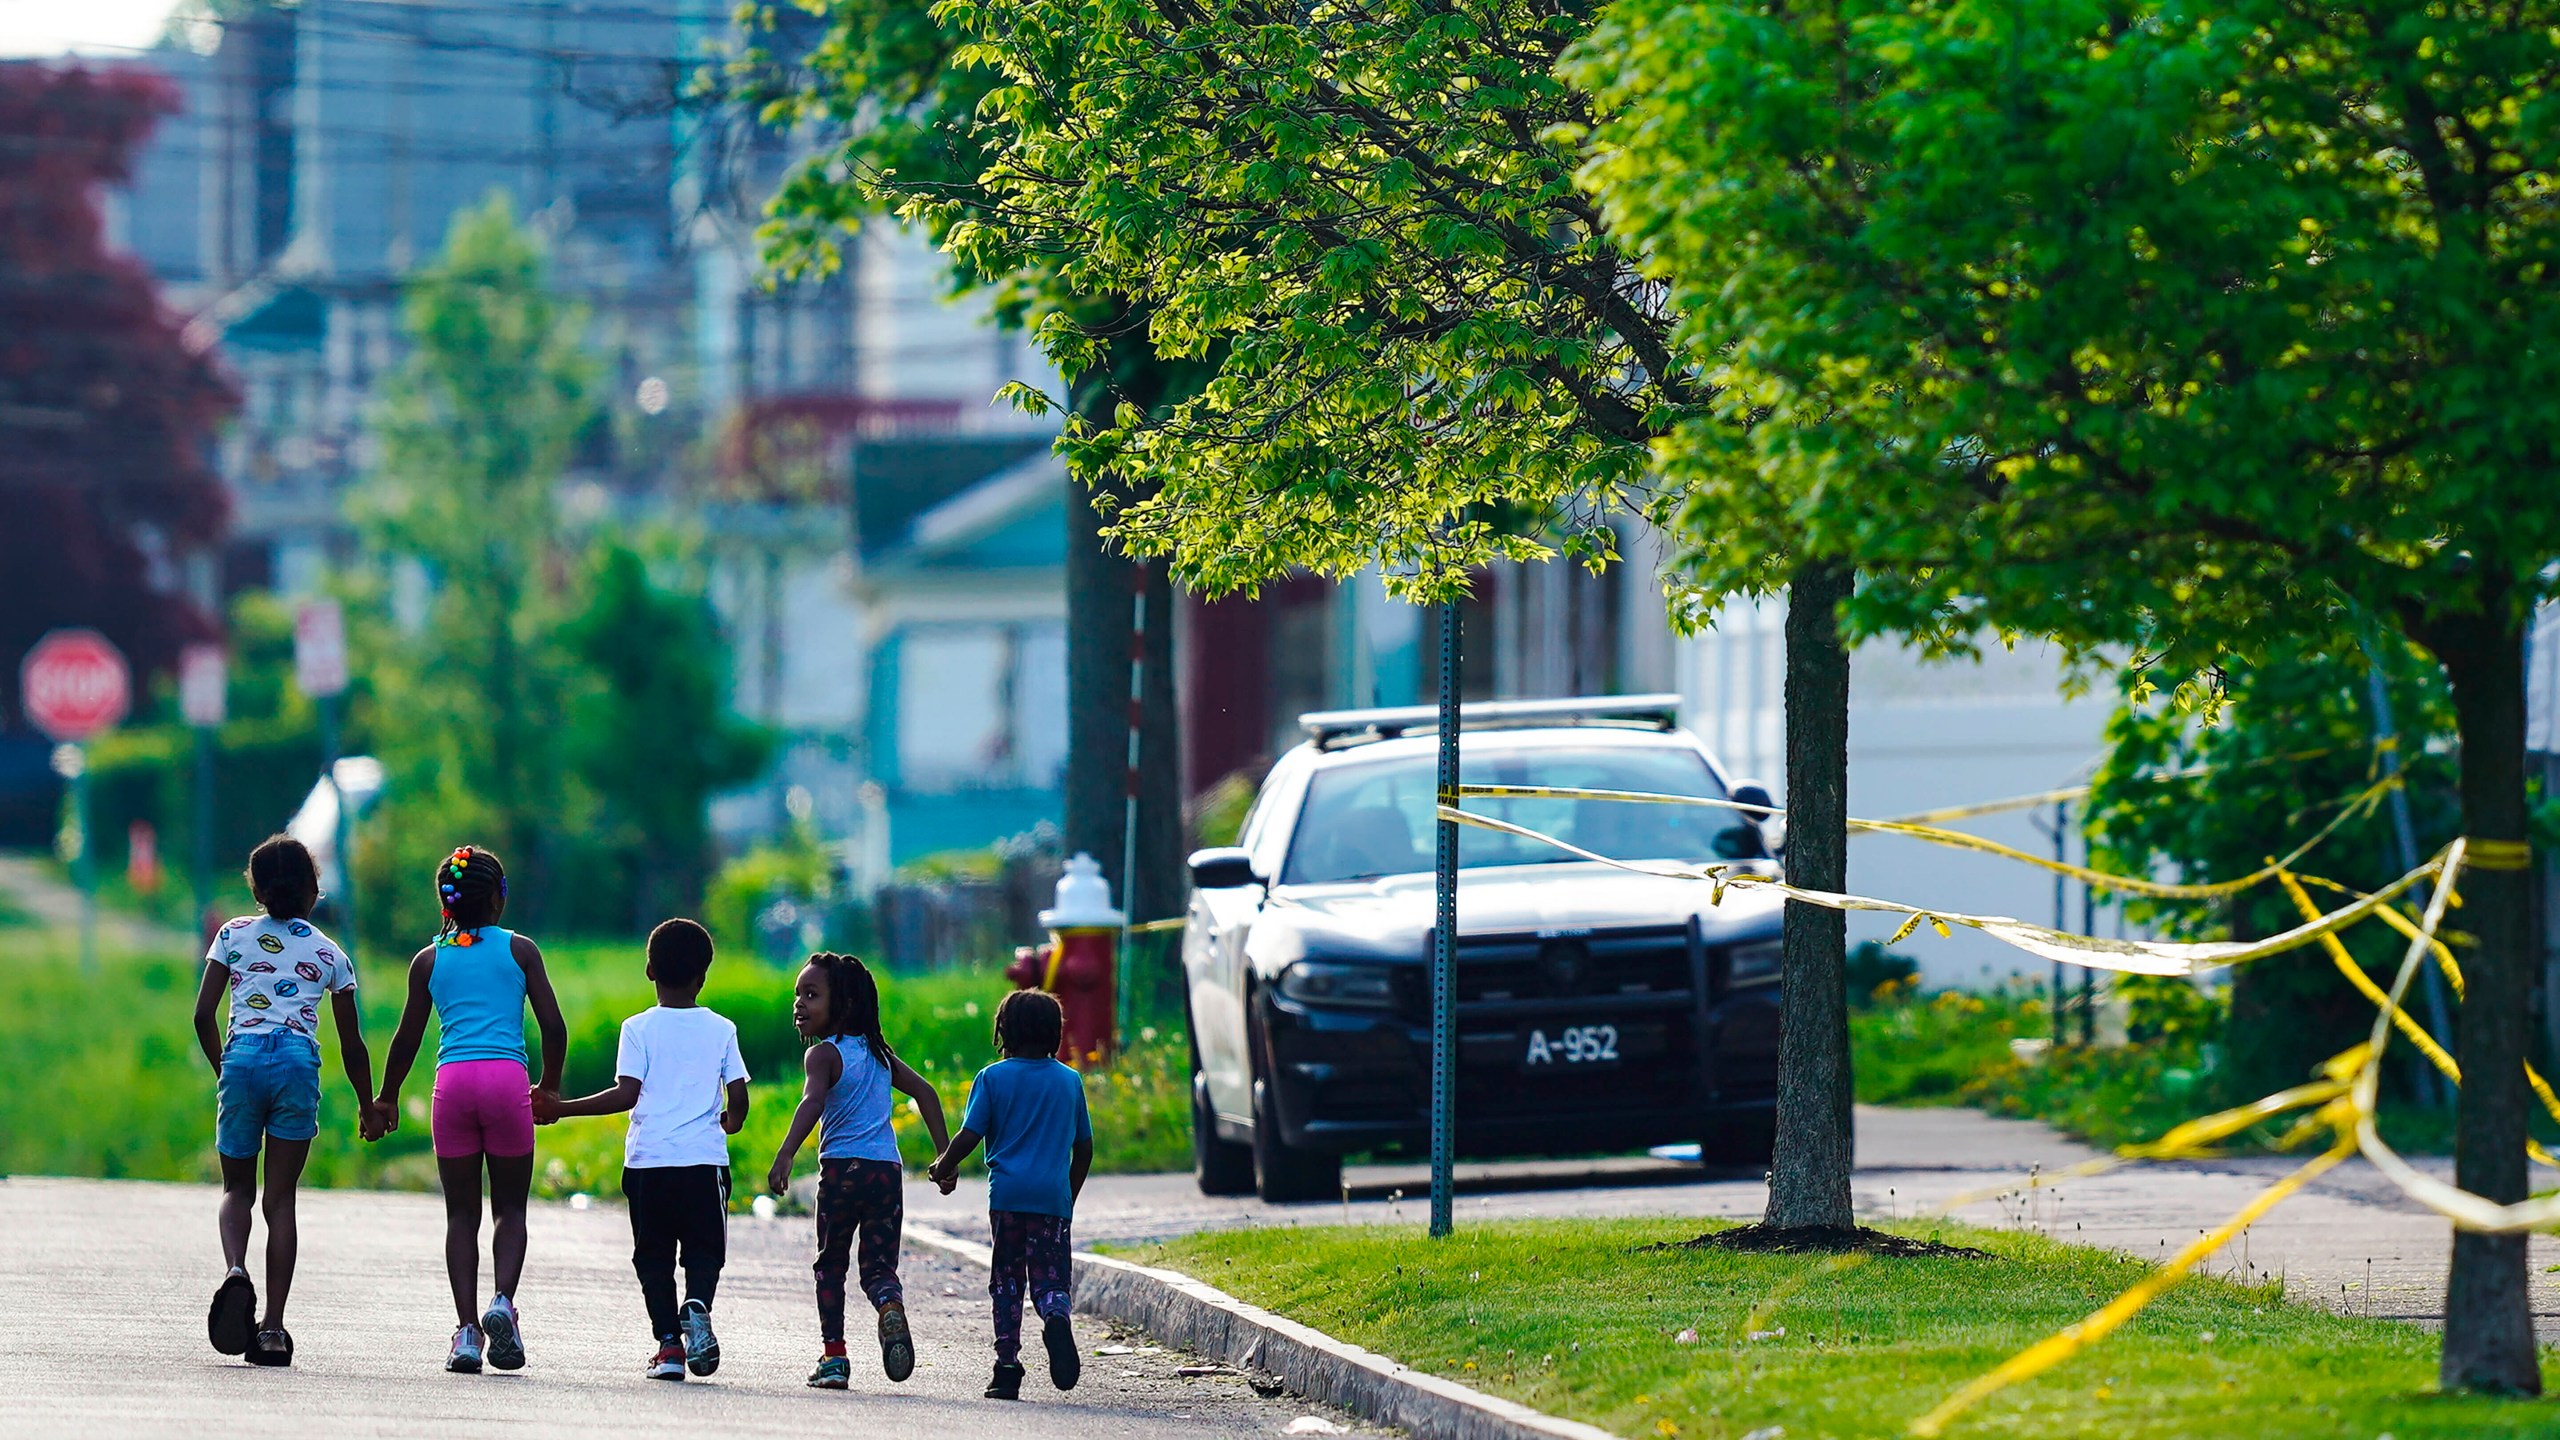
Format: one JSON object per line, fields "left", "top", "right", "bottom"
{"left": 907, "top": 1224, "right": 1621, "bottom": 1440}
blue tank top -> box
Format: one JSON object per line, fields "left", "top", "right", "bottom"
{"left": 431, "top": 927, "right": 528, "bottom": 1066}
{"left": 819, "top": 1034, "right": 901, "bottom": 1162}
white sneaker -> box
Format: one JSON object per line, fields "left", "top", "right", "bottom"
{"left": 679, "top": 1298, "right": 720, "bottom": 1376}
{"left": 481, "top": 1295, "right": 524, "bottom": 1371}
{"left": 446, "top": 1323, "right": 484, "bottom": 1374}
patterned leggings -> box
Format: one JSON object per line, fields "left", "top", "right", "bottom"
{"left": 815, "top": 1157, "right": 906, "bottom": 1342}
{"left": 988, "top": 1209, "right": 1073, "bottom": 1364}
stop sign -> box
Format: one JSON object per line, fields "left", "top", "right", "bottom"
{"left": 22, "top": 629, "right": 131, "bottom": 742}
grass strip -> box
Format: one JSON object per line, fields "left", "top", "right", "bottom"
{"left": 1110, "top": 1217, "right": 2551, "bottom": 1439}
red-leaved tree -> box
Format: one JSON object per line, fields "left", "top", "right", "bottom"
{"left": 0, "top": 61, "right": 234, "bottom": 715}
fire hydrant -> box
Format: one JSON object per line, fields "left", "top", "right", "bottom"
{"left": 1004, "top": 852, "right": 1125, "bottom": 1068}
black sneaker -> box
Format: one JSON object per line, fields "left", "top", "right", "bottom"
{"left": 1042, "top": 1314, "right": 1080, "bottom": 1391}
{"left": 877, "top": 1303, "right": 914, "bottom": 1383}
{"left": 208, "top": 1272, "right": 256, "bottom": 1356}
{"left": 985, "top": 1361, "right": 1026, "bottom": 1400}
{"left": 680, "top": 1299, "right": 721, "bottom": 1376}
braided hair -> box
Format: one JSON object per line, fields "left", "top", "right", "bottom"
{"left": 811, "top": 952, "right": 893, "bottom": 1066}
{"left": 435, "top": 844, "right": 507, "bottom": 946}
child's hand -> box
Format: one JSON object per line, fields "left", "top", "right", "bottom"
{"left": 370, "top": 1097, "right": 400, "bottom": 1137}
{"left": 927, "top": 1155, "right": 958, "bottom": 1194}
{"left": 766, "top": 1157, "right": 792, "bottom": 1196}
{"left": 529, "top": 1087, "right": 560, "bottom": 1123}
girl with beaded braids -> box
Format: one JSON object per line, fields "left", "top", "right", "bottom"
{"left": 376, "top": 845, "right": 569, "bottom": 1375}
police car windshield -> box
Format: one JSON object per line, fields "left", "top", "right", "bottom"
{"left": 1281, "top": 744, "right": 1732, "bottom": 885}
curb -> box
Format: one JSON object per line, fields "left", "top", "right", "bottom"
{"left": 907, "top": 1224, "right": 1620, "bottom": 1440}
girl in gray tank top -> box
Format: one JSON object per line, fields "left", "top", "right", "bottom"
{"left": 766, "top": 953, "right": 953, "bottom": 1390}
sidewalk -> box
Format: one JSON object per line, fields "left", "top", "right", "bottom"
{"left": 909, "top": 1104, "right": 2560, "bottom": 1336}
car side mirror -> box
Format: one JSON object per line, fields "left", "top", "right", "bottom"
{"left": 1188, "top": 846, "right": 1262, "bottom": 890}
{"left": 1729, "top": 781, "right": 1776, "bottom": 822}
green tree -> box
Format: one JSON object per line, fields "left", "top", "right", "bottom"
{"left": 1573, "top": 0, "right": 2560, "bottom": 1389}
{"left": 2086, "top": 644, "right": 2460, "bottom": 1106}
{"left": 790, "top": 0, "right": 1875, "bottom": 1227}
{"left": 750, "top": 5, "right": 1196, "bottom": 929}
{"left": 355, "top": 197, "right": 596, "bottom": 931}
{"left": 559, "top": 543, "right": 774, "bottom": 931}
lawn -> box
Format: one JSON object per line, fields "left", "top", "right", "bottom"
{"left": 0, "top": 926, "right": 1190, "bottom": 1200}
{"left": 1112, "top": 1218, "right": 2554, "bottom": 1440}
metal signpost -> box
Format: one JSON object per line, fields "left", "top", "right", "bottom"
{"left": 1430, "top": 598, "right": 1460, "bottom": 1238}
{"left": 23, "top": 629, "right": 132, "bottom": 972}
{"left": 294, "top": 601, "right": 354, "bottom": 960}
{"left": 180, "top": 644, "right": 227, "bottom": 938}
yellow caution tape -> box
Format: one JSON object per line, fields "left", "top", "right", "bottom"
{"left": 2294, "top": 872, "right": 2465, "bottom": 998}
{"left": 1127, "top": 917, "right": 1187, "bottom": 935}
{"left": 1907, "top": 1137, "right": 2358, "bottom": 1438}
{"left": 2466, "top": 838, "right": 2535, "bottom": 871}
{"left": 1436, "top": 802, "right": 2447, "bottom": 977}
{"left": 2274, "top": 869, "right": 2464, "bottom": 1085}
{"left": 1454, "top": 771, "right": 2403, "bottom": 903}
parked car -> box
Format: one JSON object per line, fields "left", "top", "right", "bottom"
{"left": 1181, "top": 695, "right": 1787, "bottom": 1201}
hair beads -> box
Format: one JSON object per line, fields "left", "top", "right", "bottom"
{"left": 435, "top": 845, "right": 507, "bottom": 946}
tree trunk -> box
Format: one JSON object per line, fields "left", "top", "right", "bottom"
{"left": 1064, "top": 475, "right": 1185, "bottom": 922}
{"left": 1766, "top": 561, "right": 1855, "bottom": 1230}
{"left": 2430, "top": 609, "right": 2541, "bottom": 1395}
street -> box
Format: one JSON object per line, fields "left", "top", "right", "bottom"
{"left": 0, "top": 1176, "right": 1360, "bottom": 1438}
{"left": 7, "top": 1104, "right": 2556, "bottom": 1437}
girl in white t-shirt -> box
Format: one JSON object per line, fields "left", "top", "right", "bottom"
{"left": 767, "top": 952, "right": 951, "bottom": 1391}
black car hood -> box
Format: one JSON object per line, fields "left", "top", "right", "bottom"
{"left": 1254, "top": 861, "right": 1784, "bottom": 964}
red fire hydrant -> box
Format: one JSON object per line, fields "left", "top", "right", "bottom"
{"left": 1004, "top": 852, "right": 1125, "bottom": 1068}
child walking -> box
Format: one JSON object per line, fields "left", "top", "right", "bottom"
{"left": 376, "top": 845, "right": 568, "bottom": 1374}
{"left": 767, "top": 952, "right": 952, "bottom": 1390}
{"left": 191, "top": 835, "right": 385, "bottom": 1366}
{"left": 926, "top": 989, "right": 1092, "bottom": 1401}
{"left": 535, "top": 918, "right": 749, "bottom": 1382}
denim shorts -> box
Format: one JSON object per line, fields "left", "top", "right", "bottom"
{"left": 216, "top": 1030, "right": 323, "bottom": 1157}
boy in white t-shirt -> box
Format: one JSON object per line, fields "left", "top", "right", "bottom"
{"left": 535, "top": 919, "right": 748, "bottom": 1381}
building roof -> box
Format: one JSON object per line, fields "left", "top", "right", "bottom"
{"left": 852, "top": 431, "right": 1056, "bottom": 564}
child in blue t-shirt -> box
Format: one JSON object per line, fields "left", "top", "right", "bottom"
{"left": 927, "top": 989, "right": 1092, "bottom": 1402}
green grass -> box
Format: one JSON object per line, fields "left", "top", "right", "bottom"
{"left": 0, "top": 933, "right": 1191, "bottom": 1201}
{"left": 1111, "top": 1218, "right": 2554, "bottom": 1440}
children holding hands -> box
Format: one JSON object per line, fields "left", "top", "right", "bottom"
{"left": 194, "top": 842, "right": 1096, "bottom": 1401}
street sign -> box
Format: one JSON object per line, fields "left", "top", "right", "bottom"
{"left": 180, "top": 643, "right": 228, "bottom": 728}
{"left": 294, "top": 600, "right": 348, "bottom": 698}
{"left": 22, "top": 629, "right": 131, "bottom": 742}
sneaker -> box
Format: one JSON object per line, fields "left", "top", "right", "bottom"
{"left": 877, "top": 1303, "right": 914, "bottom": 1383}
{"left": 807, "top": 1354, "right": 851, "bottom": 1390}
{"left": 985, "top": 1361, "right": 1026, "bottom": 1401}
{"left": 679, "top": 1298, "right": 720, "bottom": 1376}
{"left": 480, "top": 1295, "right": 525, "bottom": 1372}
{"left": 647, "top": 1338, "right": 687, "bottom": 1381}
{"left": 208, "top": 1271, "right": 256, "bottom": 1357}
{"left": 1042, "top": 1314, "right": 1080, "bottom": 1391}
{"left": 447, "top": 1323, "right": 485, "bottom": 1374}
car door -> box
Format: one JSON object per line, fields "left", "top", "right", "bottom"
{"left": 1189, "top": 754, "right": 1304, "bottom": 1123}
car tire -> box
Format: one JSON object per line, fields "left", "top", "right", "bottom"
{"left": 1192, "top": 1071, "right": 1256, "bottom": 1196}
{"left": 1698, "top": 1114, "right": 1777, "bottom": 1171}
{"left": 1251, "top": 1076, "right": 1342, "bottom": 1203}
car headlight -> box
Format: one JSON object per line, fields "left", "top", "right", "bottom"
{"left": 1728, "top": 940, "right": 1782, "bottom": 984}
{"left": 1277, "top": 961, "right": 1399, "bottom": 1007}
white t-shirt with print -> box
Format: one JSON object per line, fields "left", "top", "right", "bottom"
{"left": 208, "top": 914, "right": 357, "bottom": 1044}
{"left": 616, "top": 1005, "right": 750, "bottom": 1169}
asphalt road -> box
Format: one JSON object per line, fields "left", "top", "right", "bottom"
{"left": 0, "top": 1176, "right": 1362, "bottom": 1439}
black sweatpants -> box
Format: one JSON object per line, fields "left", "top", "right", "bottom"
{"left": 623, "top": 1164, "right": 729, "bottom": 1341}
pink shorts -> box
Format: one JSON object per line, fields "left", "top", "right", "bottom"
{"left": 432, "top": 1060, "right": 536, "bottom": 1159}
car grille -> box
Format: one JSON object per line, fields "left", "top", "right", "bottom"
{"left": 1390, "top": 923, "right": 1700, "bottom": 1020}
